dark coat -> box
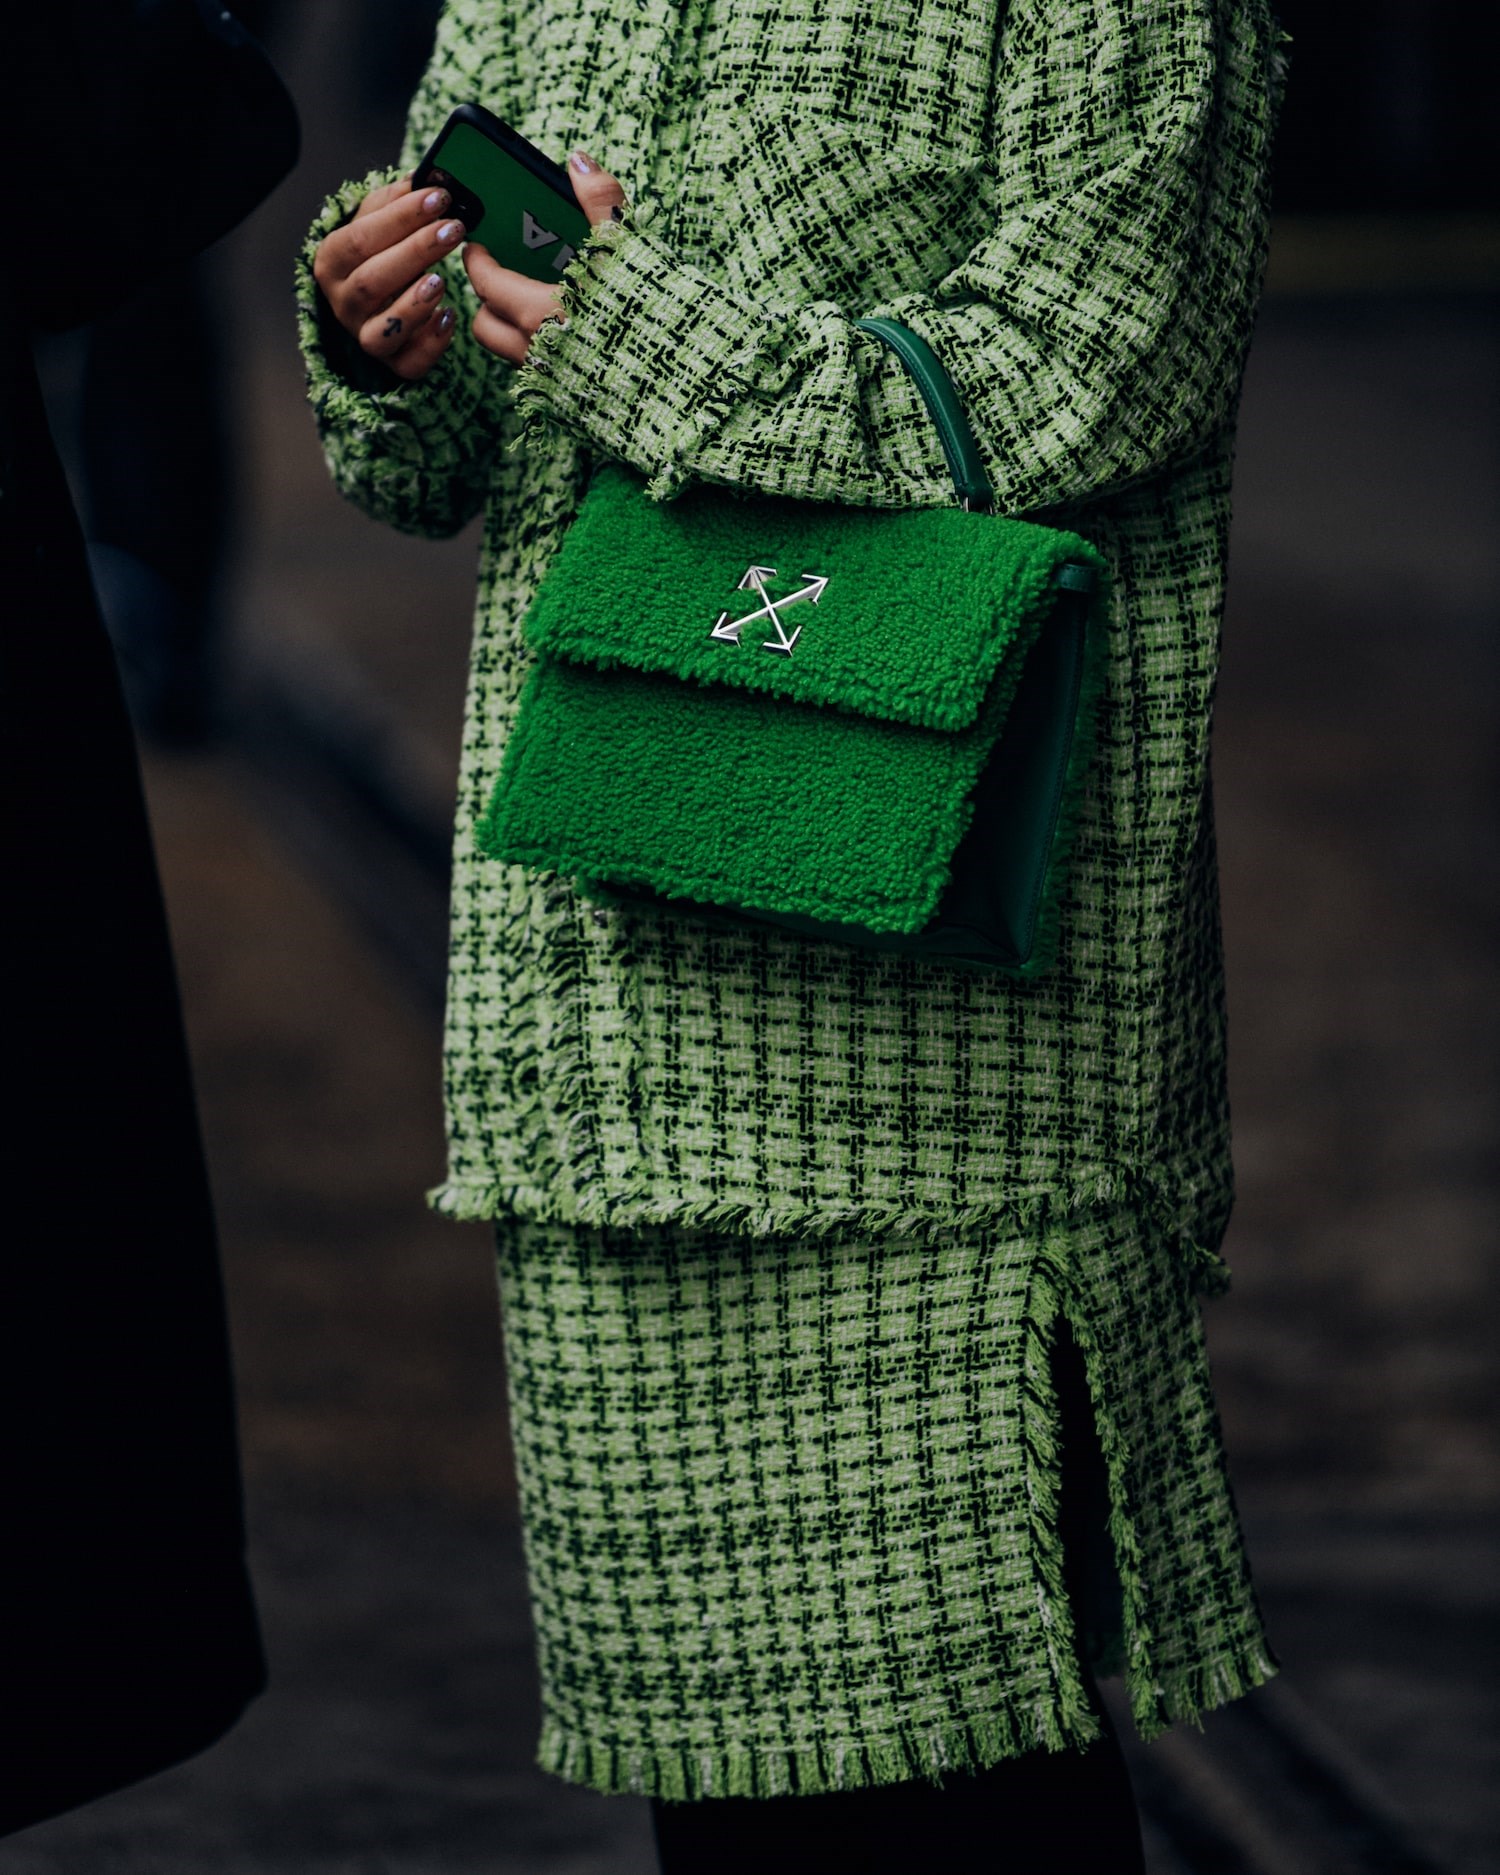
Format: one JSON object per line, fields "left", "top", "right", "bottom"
{"left": 1, "top": 2, "right": 296, "bottom": 1834}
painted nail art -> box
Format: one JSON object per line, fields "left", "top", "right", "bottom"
{"left": 610, "top": 203, "right": 625, "bottom": 222}
{"left": 435, "top": 307, "right": 456, "bottom": 335}
{"left": 436, "top": 221, "right": 464, "bottom": 245}
{"left": 422, "top": 188, "right": 450, "bottom": 214}
{"left": 570, "top": 151, "right": 596, "bottom": 174}
{"left": 417, "top": 273, "right": 445, "bottom": 301}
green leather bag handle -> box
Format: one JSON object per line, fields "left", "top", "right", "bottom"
{"left": 855, "top": 318, "right": 1093, "bottom": 595}
{"left": 855, "top": 316, "right": 994, "bottom": 512}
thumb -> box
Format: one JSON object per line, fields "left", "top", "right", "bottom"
{"left": 567, "top": 150, "right": 628, "bottom": 227}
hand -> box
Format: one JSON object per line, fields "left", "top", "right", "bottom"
{"left": 464, "top": 151, "right": 626, "bottom": 366}
{"left": 312, "top": 178, "right": 468, "bottom": 381}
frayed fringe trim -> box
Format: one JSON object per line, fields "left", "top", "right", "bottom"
{"left": 513, "top": 1221, "right": 1272, "bottom": 1802}
{"left": 1017, "top": 1243, "right": 1099, "bottom": 1746}
{"left": 295, "top": 165, "right": 485, "bottom": 450}
{"left": 531, "top": 1558, "right": 1274, "bottom": 1799}
{"left": 512, "top": 214, "right": 642, "bottom": 462}
{"left": 513, "top": 213, "right": 802, "bottom": 502}
{"left": 1036, "top": 1229, "right": 1274, "bottom": 1736}
{"left": 1134, "top": 1646, "right": 1281, "bottom": 1744}
{"left": 1038, "top": 1227, "right": 1165, "bottom": 1735}
{"left": 513, "top": 225, "right": 622, "bottom": 365}
{"left": 536, "top": 1698, "right": 1101, "bottom": 1802}
{"left": 534, "top": 1642, "right": 1280, "bottom": 1801}
{"left": 1185, "top": 1236, "right": 1233, "bottom": 1299}
{"left": 432, "top": 1171, "right": 1123, "bottom": 1240}
{"left": 429, "top": 1166, "right": 1225, "bottom": 1279}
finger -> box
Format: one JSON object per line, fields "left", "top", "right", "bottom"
{"left": 336, "top": 213, "right": 466, "bottom": 329}
{"left": 357, "top": 268, "right": 447, "bottom": 358}
{"left": 472, "top": 303, "right": 531, "bottom": 367}
{"left": 463, "top": 244, "right": 562, "bottom": 332}
{"left": 565, "top": 151, "right": 627, "bottom": 227}
{"left": 315, "top": 182, "right": 457, "bottom": 302}
{"left": 385, "top": 304, "right": 459, "bottom": 382}
{"left": 352, "top": 178, "right": 411, "bottom": 221}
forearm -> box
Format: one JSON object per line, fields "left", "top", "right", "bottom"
{"left": 515, "top": 0, "right": 1280, "bottom": 515}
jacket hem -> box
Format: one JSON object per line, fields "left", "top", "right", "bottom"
{"left": 428, "top": 1167, "right": 1232, "bottom": 1289}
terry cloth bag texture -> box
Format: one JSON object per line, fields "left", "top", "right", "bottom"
{"left": 479, "top": 323, "right": 1108, "bottom": 977}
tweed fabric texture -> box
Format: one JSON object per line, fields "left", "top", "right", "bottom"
{"left": 297, "top": 0, "right": 1282, "bottom": 1790}
{"left": 296, "top": 0, "right": 1282, "bottom": 1254}
{"left": 495, "top": 1208, "right": 1273, "bottom": 1797}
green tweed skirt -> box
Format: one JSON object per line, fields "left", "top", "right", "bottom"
{"left": 494, "top": 1209, "right": 1275, "bottom": 1800}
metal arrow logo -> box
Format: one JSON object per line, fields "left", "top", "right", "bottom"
{"left": 710, "top": 565, "right": 829, "bottom": 655}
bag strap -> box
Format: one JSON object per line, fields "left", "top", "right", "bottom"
{"left": 854, "top": 319, "right": 1095, "bottom": 596}
{"left": 855, "top": 316, "right": 994, "bottom": 512}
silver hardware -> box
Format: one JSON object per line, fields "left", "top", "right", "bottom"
{"left": 709, "top": 565, "right": 828, "bottom": 655}
{"left": 761, "top": 614, "right": 802, "bottom": 656}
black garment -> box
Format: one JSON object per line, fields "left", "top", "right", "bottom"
{"left": 651, "top": 1721, "right": 1145, "bottom": 1875}
{"left": 0, "top": 344, "right": 266, "bottom": 1839}
{"left": 1, "top": 2, "right": 296, "bottom": 1836}
{"left": 650, "top": 1326, "right": 1144, "bottom": 1874}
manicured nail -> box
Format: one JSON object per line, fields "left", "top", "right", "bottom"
{"left": 570, "top": 151, "right": 596, "bottom": 174}
{"left": 416, "top": 272, "right": 444, "bottom": 302}
{"left": 436, "top": 220, "right": 464, "bottom": 245}
{"left": 609, "top": 203, "right": 624, "bottom": 222}
{"left": 435, "top": 307, "right": 456, "bottom": 335}
{"left": 421, "top": 188, "right": 450, "bottom": 214}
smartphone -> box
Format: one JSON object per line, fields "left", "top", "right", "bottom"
{"left": 411, "top": 103, "right": 591, "bottom": 283}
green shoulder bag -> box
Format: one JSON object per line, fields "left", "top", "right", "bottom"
{"left": 479, "top": 318, "right": 1108, "bottom": 976}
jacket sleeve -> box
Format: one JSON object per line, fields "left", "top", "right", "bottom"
{"left": 293, "top": 9, "right": 515, "bottom": 539}
{"left": 516, "top": 0, "right": 1282, "bottom": 511}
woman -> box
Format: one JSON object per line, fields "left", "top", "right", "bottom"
{"left": 299, "top": 0, "right": 1282, "bottom": 1864}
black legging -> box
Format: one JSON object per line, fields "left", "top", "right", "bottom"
{"left": 650, "top": 1328, "right": 1145, "bottom": 1873}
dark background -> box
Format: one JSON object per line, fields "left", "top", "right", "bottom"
{"left": 13, "top": 3, "right": 1498, "bottom": 1870}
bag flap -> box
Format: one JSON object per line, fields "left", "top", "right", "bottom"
{"left": 523, "top": 464, "right": 1103, "bottom": 733}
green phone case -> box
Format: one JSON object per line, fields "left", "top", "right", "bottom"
{"left": 413, "top": 106, "right": 591, "bottom": 284}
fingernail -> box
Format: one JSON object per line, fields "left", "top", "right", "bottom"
{"left": 422, "top": 188, "right": 450, "bottom": 214}
{"left": 435, "top": 307, "right": 456, "bottom": 335}
{"left": 610, "top": 203, "right": 624, "bottom": 222}
{"left": 570, "top": 151, "right": 596, "bottom": 174}
{"left": 416, "top": 272, "right": 444, "bottom": 302}
{"left": 436, "top": 220, "right": 464, "bottom": 245}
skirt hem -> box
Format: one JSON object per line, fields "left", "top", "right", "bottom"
{"left": 533, "top": 1640, "right": 1279, "bottom": 1800}
{"left": 499, "top": 1208, "right": 1271, "bottom": 1802}
{"left": 535, "top": 1699, "right": 1100, "bottom": 1802}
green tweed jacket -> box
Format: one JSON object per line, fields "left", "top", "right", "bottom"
{"left": 298, "top": 0, "right": 1281, "bottom": 1266}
